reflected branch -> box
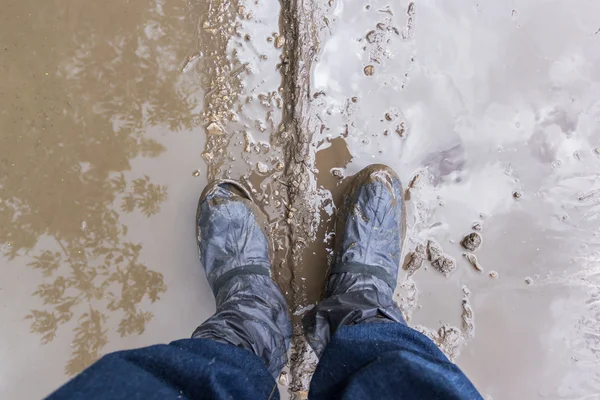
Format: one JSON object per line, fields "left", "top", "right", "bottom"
{"left": 1, "top": 0, "right": 201, "bottom": 376}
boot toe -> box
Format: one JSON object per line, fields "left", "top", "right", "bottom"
{"left": 196, "top": 180, "right": 272, "bottom": 292}
{"left": 335, "top": 164, "right": 405, "bottom": 286}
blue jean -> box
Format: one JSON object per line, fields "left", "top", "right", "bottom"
{"left": 48, "top": 322, "right": 482, "bottom": 400}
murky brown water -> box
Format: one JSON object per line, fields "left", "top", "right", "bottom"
{"left": 0, "top": 0, "right": 213, "bottom": 397}
{"left": 2, "top": 0, "right": 600, "bottom": 398}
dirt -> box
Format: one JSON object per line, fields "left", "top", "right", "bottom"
{"left": 461, "top": 232, "right": 483, "bottom": 251}
{"left": 404, "top": 243, "right": 426, "bottom": 276}
{"left": 427, "top": 240, "right": 457, "bottom": 276}
{"left": 463, "top": 253, "right": 483, "bottom": 272}
{"left": 2, "top": 0, "right": 600, "bottom": 399}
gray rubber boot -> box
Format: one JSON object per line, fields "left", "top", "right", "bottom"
{"left": 191, "top": 179, "right": 292, "bottom": 378}
{"left": 302, "top": 164, "right": 406, "bottom": 357}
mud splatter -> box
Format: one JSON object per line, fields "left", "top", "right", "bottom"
{"left": 404, "top": 243, "right": 426, "bottom": 276}
{"left": 288, "top": 326, "right": 318, "bottom": 399}
{"left": 396, "top": 278, "right": 418, "bottom": 321}
{"left": 427, "top": 239, "right": 457, "bottom": 276}
{"left": 461, "top": 286, "right": 475, "bottom": 339}
{"left": 464, "top": 252, "right": 483, "bottom": 272}
{"left": 461, "top": 232, "right": 482, "bottom": 251}
{"left": 416, "top": 324, "right": 464, "bottom": 361}
{"left": 415, "top": 287, "right": 474, "bottom": 360}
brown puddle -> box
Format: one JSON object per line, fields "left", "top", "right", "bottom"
{"left": 0, "top": 0, "right": 211, "bottom": 396}
{"left": 3, "top": 0, "right": 600, "bottom": 398}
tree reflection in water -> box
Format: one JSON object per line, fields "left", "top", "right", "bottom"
{"left": 0, "top": 0, "right": 203, "bottom": 375}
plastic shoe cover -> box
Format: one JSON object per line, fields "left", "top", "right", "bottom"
{"left": 192, "top": 179, "right": 292, "bottom": 377}
{"left": 303, "top": 165, "right": 407, "bottom": 357}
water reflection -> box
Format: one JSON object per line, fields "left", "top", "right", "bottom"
{"left": 0, "top": 0, "right": 202, "bottom": 375}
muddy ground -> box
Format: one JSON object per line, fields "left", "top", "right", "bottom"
{"left": 2, "top": 0, "right": 600, "bottom": 398}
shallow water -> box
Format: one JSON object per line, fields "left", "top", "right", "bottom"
{"left": 2, "top": 0, "right": 600, "bottom": 398}
{"left": 308, "top": 1, "right": 600, "bottom": 398}
{"left": 0, "top": 0, "right": 212, "bottom": 397}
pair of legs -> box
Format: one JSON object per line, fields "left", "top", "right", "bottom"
{"left": 48, "top": 165, "right": 482, "bottom": 399}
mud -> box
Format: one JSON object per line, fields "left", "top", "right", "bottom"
{"left": 461, "top": 232, "right": 483, "bottom": 252}
{"left": 3, "top": 0, "right": 600, "bottom": 399}
{"left": 404, "top": 242, "right": 426, "bottom": 276}
{"left": 427, "top": 239, "right": 457, "bottom": 276}
{"left": 464, "top": 252, "right": 484, "bottom": 273}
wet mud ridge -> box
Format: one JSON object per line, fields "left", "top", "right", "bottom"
{"left": 198, "top": 0, "right": 331, "bottom": 394}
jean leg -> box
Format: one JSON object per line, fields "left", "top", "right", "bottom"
{"left": 47, "top": 338, "right": 279, "bottom": 400}
{"left": 309, "top": 323, "right": 482, "bottom": 400}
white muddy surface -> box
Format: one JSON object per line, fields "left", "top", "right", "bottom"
{"left": 311, "top": 0, "right": 600, "bottom": 398}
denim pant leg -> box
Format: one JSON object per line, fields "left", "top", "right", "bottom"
{"left": 309, "top": 323, "right": 483, "bottom": 400}
{"left": 47, "top": 338, "right": 279, "bottom": 400}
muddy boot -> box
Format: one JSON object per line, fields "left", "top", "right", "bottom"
{"left": 191, "top": 179, "right": 292, "bottom": 378}
{"left": 303, "top": 164, "right": 406, "bottom": 356}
